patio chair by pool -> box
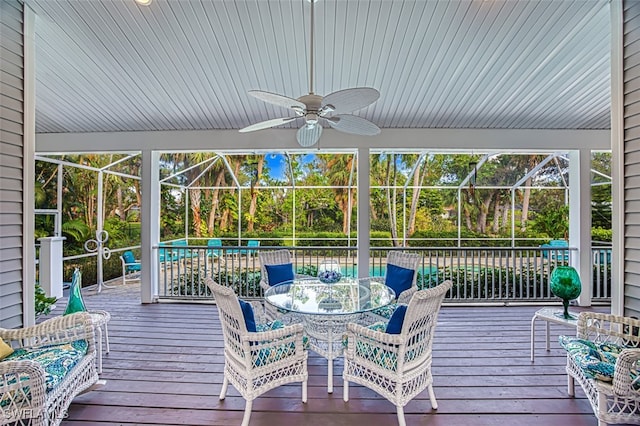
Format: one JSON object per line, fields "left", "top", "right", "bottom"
{"left": 343, "top": 280, "right": 453, "bottom": 426}
{"left": 171, "top": 240, "right": 193, "bottom": 261}
{"left": 205, "top": 278, "right": 308, "bottom": 426}
{"left": 540, "top": 239, "right": 569, "bottom": 262}
{"left": 206, "top": 238, "right": 223, "bottom": 259}
{"left": 120, "top": 250, "right": 141, "bottom": 284}
{"left": 244, "top": 239, "right": 260, "bottom": 256}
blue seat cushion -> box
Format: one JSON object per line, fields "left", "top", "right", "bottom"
{"left": 385, "top": 264, "right": 415, "bottom": 298}
{"left": 265, "top": 263, "right": 294, "bottom": 286}
{"left": 0, "top": 339, "right": 89, "bottom": 401}
{"left": 251, "top": 319, "right": 308, "bottom": 367}
{"left": 385, "top": 305, "right": 408, "bottom": 334}
{"left": 559, "top": 335, "right": 637, "bottom": 385}
{"left": 239, "top": 299, "right": 256, "bottom": 332}
{"left": 370, "top": 303, "right": 398, "bottom": 320}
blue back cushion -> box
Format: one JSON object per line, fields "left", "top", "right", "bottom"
{"left": 239, "top": 299, "right": 256, "bottom": 332}
{"left": 385, "top": 305, "right": 407, "bottom": 334}
{"left": 385, "top": 264, "right": 415, "bottom": 297}
{"left": 265, "top": 263, "right": 294, "bottom": 286}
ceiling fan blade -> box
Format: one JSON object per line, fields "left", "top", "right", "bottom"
{"left": 297, "top": 123, "right": 323, "bottom": 147}
{"left": 326, "top": 115, "right": 381, "bottom": 136}
{"left": 321, "top": 87, "right": 380, "bottom": 115}
{"left": 239, "top": 117, "right": 297, "bottom": 133}
{"left": 248, "top": 90, "right": 306, "bottom": 110}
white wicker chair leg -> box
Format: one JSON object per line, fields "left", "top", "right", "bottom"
{"left": 567, "top": 374, "right": 575, "bottom": 397}
{"left": 104, "top": 322, "right": 110, "bottom": 353}
{"left": 428, "top": 384, "right": 438, "bottom": 409}
{"left": 302, "top": 379, "right": 308, "bottom": 403}
{"left": 220, "top": 376, "right": 229, "bottom": 400}
{"left": 241, "top": 400, "right": 253, "bottom": 426}
{"left": 96, "top": 325, "right": 103, "bottom": 374}
{"left": 396, "top": 406, "right": 406, "bottom": 426}
{"left": 598, "top": 392, "right": 608, "bottom": 426}
{"left": 343, "top": 380, "right": 349, "bottom": 402}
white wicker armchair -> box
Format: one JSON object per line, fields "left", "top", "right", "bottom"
{"left": 386, "top": 251, "right": 421, "bottom": 304}
{"left": 205, "top": 278, "right": 308, "bottom": 426}
{"left": 364, "top": 251, "right": 422, "bottom": 323}
{"left": 258, "top": 249, "right": 295, "bottom": 291}
{"left": 343, "top": 280, "right": 452, "bottom": 426}
{"left": 563, "top": 312, "right": 640, "bottom": 426}
{"left": 0, "top": 312, "right": 99, "bottom": 426}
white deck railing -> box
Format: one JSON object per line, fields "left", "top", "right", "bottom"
{"left": 154, "top": 245, "right": 611, "bottom": 303}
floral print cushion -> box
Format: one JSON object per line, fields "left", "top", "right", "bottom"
{"left": 370, "top": 304, "right": 399, "bottom": 320}
{"left": 342, "top": 322, "right": 400, "bottom": 371}
{"left": 559, "top": 335, "right": 637, "bottom": 384}
{"left": 251, "top": 319, "right": 308, "bottom": 367}
{"left": 0, "top": 340, "right": 89, "bottom": 407}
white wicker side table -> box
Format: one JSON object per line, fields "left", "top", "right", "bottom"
{"left": 88, "top": 309, "right": 111, "bottom": 373}
{"left": 530, "top": 307, "right": 577, "bottom": 362}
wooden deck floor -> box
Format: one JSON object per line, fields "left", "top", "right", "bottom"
{"left": 55, "top": 281, "right": 612, "bottom": 425}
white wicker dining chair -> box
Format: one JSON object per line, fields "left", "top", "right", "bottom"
{"left": 258, "top": 249, "right": 295, "bottom": 291}
{"left": 205, "top": 278, "right": 308, "bottom": 426}
{"left": 386, "top": 251, "right": 421, "bottom": 304}
{"left": 343, "top": 280, "right": 453, "bottom": 426}
{"left": 363, "top": 251, "right": 422, "bottom": 323}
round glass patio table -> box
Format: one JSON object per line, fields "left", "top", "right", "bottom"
{"left": 264, "top": 277, "right": 396, "bottom": 393}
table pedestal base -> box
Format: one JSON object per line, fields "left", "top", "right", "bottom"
{"left": 303, "top": 313, "right": 360, "bottom": 393}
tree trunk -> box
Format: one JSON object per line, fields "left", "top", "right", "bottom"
{"left": 386, "top": 156, "right": 399, "bottom": 246}
{"left": 492, "top": 198, "right": 501, "bottom": 233}
{"left": 521, "top": 177, "right": 532, "bottom": 231}
{"left": 407, "top": 166, "right": 423, "bottom": 235}
{"left": 116, "top": 186, "right": 125, "bottom": 220}
{"left": 502, "top": 199, "right": 510, "bottom": 230}
{"left": 208, "top": 170, "right": 226, "bottom": 234}
{"left": 247, "top": 157, "right": 264, "bottom": 232}
{"left": 190, "top": 187, "right": 202, "bottom": 238}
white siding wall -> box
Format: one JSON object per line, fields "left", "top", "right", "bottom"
{"left": 0, "top": 0, "right": 25, "bottom": 328}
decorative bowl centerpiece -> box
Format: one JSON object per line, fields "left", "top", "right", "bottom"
{"left": 318, "top": 269, "right": 342, "bottom": 284}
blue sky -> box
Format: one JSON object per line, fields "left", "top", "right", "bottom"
{"left": 265, "top": 153, "right": 316, "bottom": 181}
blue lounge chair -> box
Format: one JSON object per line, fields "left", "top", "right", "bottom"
{"left": 244, "top": 240, "right": 260, "bottom": 256}
{"left": 540, "top": 239, "right": 569, "bottom": 262}
{"left": 207, "top": 238, "right": 223, "bottom": 259}
{"left": 172, "top": 240, "right": 193, "bottom": 260}
{"left": 120, "top": 250, "right": 141, "bottom": 284}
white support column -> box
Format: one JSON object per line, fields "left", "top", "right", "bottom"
{"left": 38, "top": 237, "right": 66, "bottom": 299}
{"left": 141, "top": 150, "right": 160, "bottom": 303}
{"left": 23, "top": 5, "right": 36, "bottom": 327}
{"left": 611, "top": 0, "right": 624, "bottom": 316}
{"left": 357, "top": 148, "right": 370, "bottom": 278}
{"left": 568, "top": 149, "right": 592, "bottom": 307}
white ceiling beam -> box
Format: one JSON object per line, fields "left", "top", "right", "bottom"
{"left": 36, "top": 128, "right": 610, "bottom": 153}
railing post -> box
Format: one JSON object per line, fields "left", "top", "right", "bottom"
{"left": 38, "top": 236, "right": 66, "bottom": 298}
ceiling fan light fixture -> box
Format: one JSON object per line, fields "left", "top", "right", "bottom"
{"left": 305, "top": 113, "right": 319, "bottom": 125}
{"left": 135, "top": 0, "right": 152, "bottom": 6}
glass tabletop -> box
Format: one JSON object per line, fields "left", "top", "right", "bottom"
{"left": 264, "top": 277, "right": 396, "bottom": 316}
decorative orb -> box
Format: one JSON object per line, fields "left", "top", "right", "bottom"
{"left": 318, "top": 270, "right": 342, "bottom": 284}
{"left": 550, "top": 266, "right": 581, "bottom": 320}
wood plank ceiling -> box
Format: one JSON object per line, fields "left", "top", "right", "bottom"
{"left": 23, "top": 0, "right": 611, "bottom": 135}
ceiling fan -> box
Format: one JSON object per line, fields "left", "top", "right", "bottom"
{"left": 239, "top": 0, "right": 381, "bottom": 147}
